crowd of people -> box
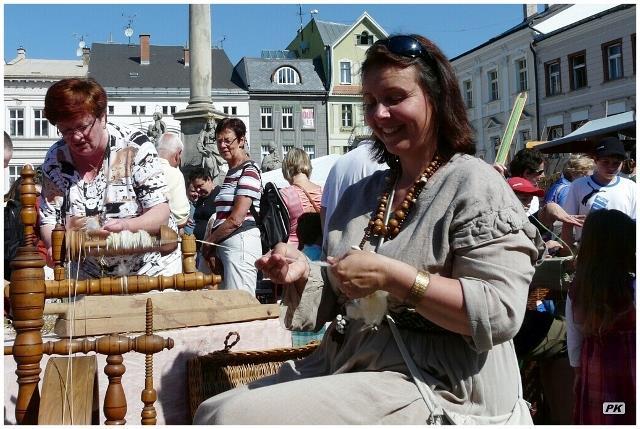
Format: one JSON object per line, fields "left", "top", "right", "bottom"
{"left": 4, "top": 33, "right": 635, "bottom": 425}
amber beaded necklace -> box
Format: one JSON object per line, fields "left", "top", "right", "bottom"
{"left": 358, "top": 154, "right": 443, "bottom": 250}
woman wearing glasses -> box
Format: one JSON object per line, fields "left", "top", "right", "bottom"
{"left": 195, "top": 34, "right": 542, "bottom": 424}
{"left": 38, "top": 77, "right": 181, "bottom": 278}
{"left": 201, "top": 117, "right": 262, "bottom": 295}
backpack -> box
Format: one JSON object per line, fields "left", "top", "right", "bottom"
{"left": 251, "top": 182, "right": 290, "bottom": 254}
{"left": 4, "top": 199, "right": 24, "bottom": 281}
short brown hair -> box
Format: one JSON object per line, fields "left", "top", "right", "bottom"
{"left": 282, "top": 148, "right": 312, "bottom": 182}
{"left": 44, "top": 78, "right": 107, "bottom": 125}
{"left": 361, "top": 34, "right": 475, "bottom": 167}
{"left": 215, "top": 118, "right": 247, "bottom": 141}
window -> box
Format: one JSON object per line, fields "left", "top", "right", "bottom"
{"left": 357, "top": 31, "right": 373, "bottom": 45}
{"left": 170, "top": 106, "right": 176, "bottom": 114}
{"left": 340, "top": 61, "right": 352, "bottom": 84}
{"left": 301, "top": 107, "right": 314, "bottom": 129}
{"left": 282, "top": 145, "right": 294, "bottom": 155}
{"left": 545, "top": 59, "right": 561, "bottom": 96}
{"left": 516, "top": 59, "right": 528, "bottom": 91}
{"left": 9, "top": 108, "right": 24, "bottom": 137}
{"left": 162, "top": 106, "right": 168, "bottom": 115}
{"left": 490, "top": 136, "right": 501, "bottom": 153}
{"left": 519, "top": 129, "right": 531, "bottom": 145}
{"left": 261, "top": 145, "right": 271, "bottom": 159}
{"left": 8, "top": 165, "right": 22, "bottom": 187}
{"left": 281, "top": 106, "right": 294, "bottom": 129}
{"left": 33, "top": 109, "right": 49, "bottom": 137}
{"left": 632, "top": 34, "right": 636, "bottom": 74}
{"left": 571, "top": 120, "right": 587, "bottom": 132}
{"left": 568, "top": 51, "right": 587, "bottom": 90}
{"left": 463, "top": 80, "right": 473, "bottom": 108}
{"left": 602, "top": 39, "right": 623, "bottom": 81}
{"left": 303, "top": 145, "right": 315, "bottom": 160}
{"left": 260, "top": 106, "right": 273, "bottom": 129}
{"left": 108, "top": 105, "right": 115, "bottom": 115}
{"left": 139, "top": 106, "right": 146, "bottom": 115}
{"left": 548, "top": 125, "right": 563, "bottom": 140}
{"left": 231, "top": 106, "right": 237, "bottom": 116}
{"left": 223, "top": 106, "right": 229, "bottom": 115}
{"left": 276, "top": 66, "right": 299, "bottom": 85}
{"left": 131, "top": 106, "right": 137, "bottom": 115}
{"left": 341, "top": 104, "right": 353, "bottom": 128}
{"left": 488, "top": 70, "right": 499, "bottom": 101}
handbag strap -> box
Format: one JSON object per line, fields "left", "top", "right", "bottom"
{"left": 386, "top": 314, "right": 446, "bottom": 424}
{"left": 292, "top": 183, "right": 320, "bottom": 213}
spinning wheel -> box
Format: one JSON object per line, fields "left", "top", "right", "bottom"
{"left": 5, "top": 165, "right": 222, "bottom": 425}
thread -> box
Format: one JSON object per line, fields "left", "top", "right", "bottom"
{"left": 106, "top": 230, "right": 156, "bottom": 252}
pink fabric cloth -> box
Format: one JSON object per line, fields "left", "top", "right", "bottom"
{"left": 280, "top": 185, "right": 322, "bottom": 248}
{"left": 4, "top": 318, "right": 291, "bottom": 425}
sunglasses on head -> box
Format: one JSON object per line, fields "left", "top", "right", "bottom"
{"left": 375, "top": 35, "right": 434, "bottom": 65}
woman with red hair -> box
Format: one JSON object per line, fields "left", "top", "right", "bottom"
{"left": 39, "top": 78, "right": 181, "bottom": 278}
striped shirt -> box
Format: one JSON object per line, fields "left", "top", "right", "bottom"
{"left": 212, "top": 160, "right": 262, "bottom": 229}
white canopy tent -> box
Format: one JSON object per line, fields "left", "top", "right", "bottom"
{"left": 260, "top": 154, "right": 342, "bottom": 188}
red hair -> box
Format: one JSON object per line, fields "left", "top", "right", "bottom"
{"left": 44, "top": 78, "right": 107, "bottom": 125}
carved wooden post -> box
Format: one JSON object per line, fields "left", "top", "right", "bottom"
{"left": 103, "top": 354, "right": 127, "bottom": 425}
{"left": 10, "top": 165, "right": 46, "bottom": 424}
{"left": 181, "top": 233, "right": 197, "bottom": 274}
{"left": 140, "top": 299, "right": 157, "bottom": 425}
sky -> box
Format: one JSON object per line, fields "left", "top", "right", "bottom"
{"left": 3, "top": 2, "right": 538, "bottom": 66}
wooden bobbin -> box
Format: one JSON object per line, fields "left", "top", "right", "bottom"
{"left": 64, "top": 225, "right": 179, "bottom": 262}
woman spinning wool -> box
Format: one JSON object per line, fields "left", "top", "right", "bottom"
{"left": 39, "top": 78, "right": 182, "bottom": 278}
{"left": 194, "top": 34, "right": 543, "bottom": 424}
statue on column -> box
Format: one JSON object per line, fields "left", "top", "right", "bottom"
{"left": 196, "top": 116, "right": 227, "bottom": 181}
{"left": 261, "top": 142, "right": 282, "bottom": 172}
{"left": 147, "top": 112, "right": 167, "bottom": 142}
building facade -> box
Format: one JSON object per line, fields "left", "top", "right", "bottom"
{"left": 234, "top": 54, "right": 328, "bottom": 165}
{"left": 4, "top": 47, "right": 89, "bottom": 190}
{"left": 288, "top": 13, "right": 387, "bottom": 154}
{"left": 451, "top": 5, "right": 566, "bottom": 163}
{"left": 534, "top": 4, "right": 635, "bottom": 142}
{"left": 88, "top": 35, "right": 249, "bottom": 165}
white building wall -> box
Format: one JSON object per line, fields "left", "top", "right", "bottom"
{"left": 535, "top": 7, "right": 636, "bottom": 140}
{"left": 452, "top": 29, "right": 538, "bottom": 163}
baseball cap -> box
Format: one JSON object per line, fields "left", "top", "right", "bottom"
{"left": 507, "top": 177, "right": 544, "bottom": 197}
{"left": 595, "top": 137, "right": 627, "bottom": 159}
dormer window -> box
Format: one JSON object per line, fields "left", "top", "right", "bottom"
{"left": 276, "top": 66, "right": 300, "bottom": 85}
{"left": 357, "top": 31, "right": 374, "bottom": 45}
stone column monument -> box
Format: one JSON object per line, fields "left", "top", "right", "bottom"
{"left": 174, "top": 4, "right": 226, "bottom": 180}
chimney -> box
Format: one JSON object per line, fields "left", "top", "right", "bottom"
{"left": 183, "top": 47, "right": 190, "bottom": 67}
{"left": 16, "top": 46, "right": 26, "bottom": 61}
{"left": 140, "top": 34, "right": 150, "bottom": 65}
{"left": 523, "top": 4, "right": 538, "bottom": 20}
{"left": 82, "top": 47, "right": 90, "bottom": 66}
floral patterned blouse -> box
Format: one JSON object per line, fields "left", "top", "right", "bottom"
{"left": 39, "top": 122, "right": 181, "bottom": 278}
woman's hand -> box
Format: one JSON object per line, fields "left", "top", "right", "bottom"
{"left": 102, "top": 218, "right": 131, "bottom": 233}
{"left": 328, "top": 248, "right": 388, "bottom": 300}
{"left": 255, "top": 243, "right": 309, "bottom": 286}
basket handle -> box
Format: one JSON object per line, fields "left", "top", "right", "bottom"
{"left": 223, "top": 331, "right": 240, "bottom": 352}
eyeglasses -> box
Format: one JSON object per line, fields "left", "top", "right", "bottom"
{"left": 216, "top": 137, "right": 238, "bottom": 146}
{"left": 375, "top": 35, "right": 434, "bottom": 65}
{"left": 57, "top": 117, "right": 97, "bottom": 138}
{"left": 531, "top": 169, "right": 545, "bottom": 176}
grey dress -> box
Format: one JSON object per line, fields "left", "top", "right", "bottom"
{"left": 194, "top": 154, "right": 543, "bottom": 424}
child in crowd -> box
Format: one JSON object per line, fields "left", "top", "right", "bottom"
{"left": 566, "top": 209, "right": 635, "bottom": 424}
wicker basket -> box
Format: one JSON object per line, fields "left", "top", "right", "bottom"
{"left": 187, "top": 331, "right": 319, "bottom": 421}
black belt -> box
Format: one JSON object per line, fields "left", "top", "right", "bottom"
{"left": 388, "top": 309, "right": 448, "bottom": 333}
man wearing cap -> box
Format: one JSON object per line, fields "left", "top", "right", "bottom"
{"left": 561, "top": 137, "right": 636, "bottom": 248}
